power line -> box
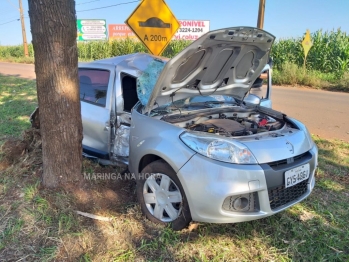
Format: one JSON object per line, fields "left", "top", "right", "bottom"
{"left": 0, "top": 18, "right": 20, "bottom": 26}
{"left": 0, "top": 15, "right": 20, "bottom": 23}
{"left": 5, "top": 0, "right": 19, "bottom": 11}
{"left": 77, "top": 0, "right": 139, "bottom": 12}
{"left": 76, "top": 0, "right": 100, "bottom": 5}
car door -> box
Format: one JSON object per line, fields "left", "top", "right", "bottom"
{"left": 78, "top": 63, "right": 115, "bottom": 159}
{"left": 111, "top": 69, "right": 139, "bottom": 164}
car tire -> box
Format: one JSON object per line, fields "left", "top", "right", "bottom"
{"left": 136, "top": 159, "right": 192, "bottom": 230}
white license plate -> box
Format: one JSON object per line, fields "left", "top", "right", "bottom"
{"left": 285, "top": 164, "right": 310, "bottom": 188}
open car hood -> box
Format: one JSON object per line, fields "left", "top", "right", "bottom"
{"left": 139, "top": 26, "right": 275, "bottom": 112}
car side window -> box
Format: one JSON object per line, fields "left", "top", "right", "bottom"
{"left": 121, "top": 73, "right": 139, "bottom": 112}
{"left": 79, "top": 68, "right": 110, "bottom": 107}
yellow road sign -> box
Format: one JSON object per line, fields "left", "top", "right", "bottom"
{"left": 125, "top": 0, "right": 180, "bottom": 56}
{"left": 302, "top": 29, "right": 313, "bottom": 59}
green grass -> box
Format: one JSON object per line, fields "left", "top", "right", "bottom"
{"left": 0, "top": 74, "right": 348, "bottom": 260}
{"left": 0, "top": 217, "right": 24, "bottom": 249}
{"left": 0, "top": 74, "right": 37, "bottom": 139}
{"left": 273, "top": 62, "right": 349, "bottom": 92}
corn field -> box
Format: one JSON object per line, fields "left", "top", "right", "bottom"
{"left": 271, "top": 29, "right": 349, "bottom": 75}
{"left": 0, "top": 29, "right": 348, "bottom": 75}
{"left": 0, "top": 39, "right": 191, "bottom": 61}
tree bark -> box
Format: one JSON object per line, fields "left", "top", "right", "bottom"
{"left": 28, "top": 0, "right": 83, "bottom": 188}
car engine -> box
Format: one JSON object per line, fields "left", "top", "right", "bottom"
{"left": 162, "top": 110, "right": 286, "bottom": 137}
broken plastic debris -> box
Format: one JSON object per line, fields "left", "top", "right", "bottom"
{"left": 114, "top": 125, "right": 130, "bottom": 157}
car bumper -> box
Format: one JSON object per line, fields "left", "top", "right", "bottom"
{"left": 177, "top": 145, "right": 318, "bottom": 223}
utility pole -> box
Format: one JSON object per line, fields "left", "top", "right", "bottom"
{"left": 257, "top": 0, "right": 266, "bottom": 29}
{"left": 19, "top": 0, "right": 29, "bottom": 57}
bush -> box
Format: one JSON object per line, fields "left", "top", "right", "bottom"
{"left": 273, "top": 62, "right": 323, "bottom": 87}
{"left": 0, "top": 44, "right": 34, "bottom": 58}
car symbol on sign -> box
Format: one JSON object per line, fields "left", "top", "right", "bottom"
{"left": 138, "top": 17, "right": 171, "bottom": 28}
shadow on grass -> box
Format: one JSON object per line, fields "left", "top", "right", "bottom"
{"left": 0, "top": 74, "right": 37, "bottom": 139}
{"left": 61, "top": 181, "right": 348, "bottom": 261}
{"left": 1, "top": 143, "right": 349, "bottom": 261}
{"left": 313, "top": 136, "right": 349, "bottom": 189}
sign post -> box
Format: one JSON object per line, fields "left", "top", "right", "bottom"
{"left": 125, "top": 0, "right": 180, "bottom": 56}
{"left": 302, "top": 29, "right": 313, "bottom": 68}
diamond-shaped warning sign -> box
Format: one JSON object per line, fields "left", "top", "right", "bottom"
{"left": 125, "top": 0, "right": 180, "bottom": 56}
{"left": 302, "top": 29, "right": 313, "bottom": 59}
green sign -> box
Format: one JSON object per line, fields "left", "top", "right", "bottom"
{"left": 77, "top": 19, "right": 107, "bottom": 41}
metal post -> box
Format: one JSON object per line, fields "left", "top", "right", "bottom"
{"left": 19, "top": 0, "right": 29, "bottom": 57}
{"left": 257, "top": 0, "right": 266, "bottom": 29}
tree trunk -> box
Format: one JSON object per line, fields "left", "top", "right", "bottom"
{"left": 28, "top": 0, "right": 83, "bottom": 188}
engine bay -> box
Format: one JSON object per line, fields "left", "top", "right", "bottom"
{"left": 161, "top": 109, "right": 290, "bottom": 137}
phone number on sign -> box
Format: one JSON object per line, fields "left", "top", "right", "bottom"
{"left": 178, "top": 28, "right": 204, "bottom": 33}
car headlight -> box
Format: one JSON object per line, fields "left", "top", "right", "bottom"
{"left": 180, "top": 131, "right": 257, "bottom": 164}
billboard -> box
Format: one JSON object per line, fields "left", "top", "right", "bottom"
{"left": 174, "top": 20, "right": 210, "bottom": 40}
{"left": 109, "top": 20, "right": 210, "bottom": 41}
{"left": 77, "top": 19, "right": 107, "bottom": 41}
{"left": 108, "top": 24, "right": 138, "bottom": 40}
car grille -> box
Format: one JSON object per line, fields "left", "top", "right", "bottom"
{"left": 268, "top": 152, "right": 309, "bottom": 168}
{"left": 268, "top": 180, "right": 308, "bottom": 210}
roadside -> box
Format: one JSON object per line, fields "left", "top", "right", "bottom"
{"left": 1, "top": 57, "right": 349, "bottom": 93}
{"left": 273, "top": 62, "right": 349, "bottom": 93}
{"left": 0, "top": 57, "right": 34, "bottom": 64}
{"left": 0, "top": 74, "right": 348, "bottom": 261}
{"left": 1, "top": 62, "right": 349, "bottom": 142}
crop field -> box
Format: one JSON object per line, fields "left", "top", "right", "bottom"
{"left": 1, "top": 29, "right": 348, "bottom": 71}
{"left": 1, "top": 29, "right": 348, "bottom": 91}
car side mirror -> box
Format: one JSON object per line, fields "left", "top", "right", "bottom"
{"left": 244, "top": 94, "right": 261, "bottom": 105}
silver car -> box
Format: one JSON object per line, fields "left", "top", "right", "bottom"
{"left": 36, "top": 27, "right": 318, "bottom": 230}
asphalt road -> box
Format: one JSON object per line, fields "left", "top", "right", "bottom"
{"left": 1, "top": 62, "right": 348, "bottom": 142}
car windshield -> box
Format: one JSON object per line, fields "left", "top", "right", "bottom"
{"left": 150, "top": 95, "right": 239, "bottom": 116}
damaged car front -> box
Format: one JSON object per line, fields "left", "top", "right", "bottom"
{"left": 129, "top": 27, "right": 318, "bottom": 230}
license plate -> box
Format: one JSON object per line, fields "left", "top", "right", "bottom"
{"left": 285, "top": 164, "right": 310, "bottom": 188}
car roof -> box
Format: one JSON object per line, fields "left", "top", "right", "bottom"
{"left": 98, "top": 53, "right": 168, "bottom": 66}
{"left": 78, "top": 53, "right": 169, "bottom": 72}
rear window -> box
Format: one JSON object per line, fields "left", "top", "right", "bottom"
{"left": 78, "top": 69, "right": 110, "bottom": 107}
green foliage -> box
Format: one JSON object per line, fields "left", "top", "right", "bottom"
{"left": 0, "top": 74, "right": 37, "bottom": 137}
{"left": 0, "top": 39, "right": 191, "bottom": 61}
{"left": 271, "top": 28, "right": 349, "bottom": 76}
{"left": 0, "top": 44, "right": 34, "bottom": 58}
{"left": 273, "top": 62, "right": 349, "bottom": 92}
{"left": 1, "top": 29, "right": 348, "bottom": 75}
{"left": 76, "top": 38, "right": 191, "bottom": 60}
{"left": 1, "top": 29, "right": 348, "bottom": 90}
{"left": 273, "top": 62, "right": 323, "bottom": 87}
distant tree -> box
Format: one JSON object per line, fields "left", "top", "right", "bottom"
{"left": 28, "top": 0, "right": 83, "bottom": 188}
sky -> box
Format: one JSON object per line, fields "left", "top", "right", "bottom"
{"left": 0, "top": 0, "right": 348, "bottom": 45}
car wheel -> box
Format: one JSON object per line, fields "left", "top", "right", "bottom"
{"left": 137, "top": 160, "right": 191, "bottom": 230}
